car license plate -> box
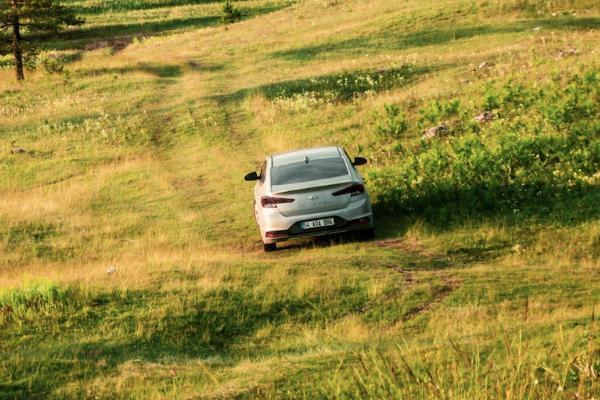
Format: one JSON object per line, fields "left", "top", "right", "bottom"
{"left": 301, "top": 218, "right": 335, "bottom": 230}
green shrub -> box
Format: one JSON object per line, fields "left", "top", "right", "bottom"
{"left": 419, "top": 99, "right": 461, "bottom": 124}
{"left": 0, "top": 282, "right": 78, "bottom": 325}
{"left": 38, "top": 53, "right": 66, "bottom": 74}
{"left": 375, "top": 104, "right": 408, "bottom": 139}
{"left": 540, "top": 71, "right": 599, "bottom": 128}
{"left": 484, "top": 84, "right": 501, "bottom": 111}
{"left": 0, "top": 54, "right": 13, "bottom": 69}
{"left": 221, "top": 1, "right": 242, "bottom": 24}
{"left": 368, "top": 69, "right": 600, "bottom": 223}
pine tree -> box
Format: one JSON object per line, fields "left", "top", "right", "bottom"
{"left": 0, "top": 0, "right": 83, "bottom": 81}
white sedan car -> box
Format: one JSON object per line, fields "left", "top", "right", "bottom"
{"left": 244, "top": 146, "right": 374, "bottom": 251}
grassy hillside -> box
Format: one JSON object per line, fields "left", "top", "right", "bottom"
{"left": 1, "top": 0, "right": 599, "bottom": 398}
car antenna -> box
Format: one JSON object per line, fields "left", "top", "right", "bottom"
{"left": 304, "top": 156, "right": 310, "bottom": 164}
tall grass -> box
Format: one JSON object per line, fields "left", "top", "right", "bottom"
{"left": 323, "top": 334, "right": 599, "bottom": 399}
{"left": 0, "top": 281, "right": 81, "bottom": 325}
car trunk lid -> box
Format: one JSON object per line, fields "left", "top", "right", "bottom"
{"left": 271, "top": 177, "right": 355, "bottom": 217}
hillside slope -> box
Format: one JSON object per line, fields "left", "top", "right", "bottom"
{"left": 1, "top": 0, "right": 599, "bottom": 398}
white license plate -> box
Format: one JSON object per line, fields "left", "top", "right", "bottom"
{"left": 301, "top": 218, "right": 335, "bottom": 230}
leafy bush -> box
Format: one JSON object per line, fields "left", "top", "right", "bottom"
{"left": 38, "top": 52, "right": 66, "bottom": 74}
{"left": 540, "top": 71, "right": 599, "bottom": 128}
{"left": 419, "top": 98, "right": 461, "bottom": 124}
{"left": 375, "top": 103, "right": 408, "bottom": 139}
{"left": 368, "top": 69, "right": 600, "bottom": 223}
{"left": 483, "top": 84, "right": 500, "bottom": 111}
{"left": 0, "top": 54, "right": 13, "bottom": 69}
{"left": 221, "top": 1, "right": 242, "bottom": 24}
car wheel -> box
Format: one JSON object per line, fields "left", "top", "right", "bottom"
{"left": 360, "top": 228, "right": 375, "bottom": 241}
{"left": 263, "top": 243, "right": 277, "bottom": 252}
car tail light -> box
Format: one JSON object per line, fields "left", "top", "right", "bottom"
{"left": 261, "top": 196, "right": 295, "bottom": 208}
{"left": 350, "top": 217, "right": 371, "bottom": 225}
{"left": 266, "top": 231, "right": 289, "bottom": 238}
{"left": 332, "top": 183, "right": 365, "bottom": 197}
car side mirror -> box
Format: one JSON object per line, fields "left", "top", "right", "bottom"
{"left": 244, "top": 171, "right": 260, "bottom": 181}
{"left": 353, "top": 157, "right": 367, "bottom": 166}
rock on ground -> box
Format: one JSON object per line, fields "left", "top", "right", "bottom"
{"left": 423, "top": 124, "right": 449, "bottom": 140}
{"left": 10, "top": 147, "right": 26, "bottom": 154}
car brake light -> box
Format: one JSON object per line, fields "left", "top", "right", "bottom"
{"left": 261, "top": 196, "right": 295, "bottom": 208}
{"left": 266, "top": 231, "right": 289, "bottom": 238}
{"left": 332, "top": 184, "right": 365, "bottom": 197}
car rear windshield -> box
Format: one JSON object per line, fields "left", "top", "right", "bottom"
{"left": 271, "top": 157, "right": 349, "bottom": 186}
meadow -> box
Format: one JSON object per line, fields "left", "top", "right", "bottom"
{"left": 0, "top": 0, "right": 599, "bottom": 398}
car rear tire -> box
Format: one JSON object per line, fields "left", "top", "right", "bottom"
{"left": 263, "top": 243, "right": 277, "bottom": 252}
{"left": 360, "top": 228, "right": 375, "bottom": 241}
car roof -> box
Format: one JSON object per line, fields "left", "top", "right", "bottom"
{"left": 271, "top": 146, "right": 342, "bottom": 167}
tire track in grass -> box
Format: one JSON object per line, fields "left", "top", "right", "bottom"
{"left": 371, "top": 238, "right": 462, "bottom": 323}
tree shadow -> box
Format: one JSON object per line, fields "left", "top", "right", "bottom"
{"left": 71, "top": 0, "right": 223, "bottom": 15}
{"left": 186, "top": 60, "right": 225, "bottom": 72}
{"left": 70, "top": 0, "right": 292, "bottom": 16}
{"left": 271, "top": 17, "right": 600, "bottom": 61}
{"left": 375, "top": 182, "right": 600, "bottom": 230}
{"left": 76, "top": 60, "right": 224, "bottom": 78}
{"left": 38, "top": 3, "right": 294, "bottom": 52}
{"left": 370, "top": 182, "right": 600, "bottom": 259}
{"left": 43, "top": 16, "right": 219, "bottom": 51}
{"left": 82, "top": 290, "right": 318, "bottom": 360}
{"left": 138, "top": 62, "right": 183, "bottom": 77}
{"left": 76, "top": 62, "right": 183, "bottom": 78}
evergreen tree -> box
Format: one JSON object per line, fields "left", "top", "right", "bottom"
{"left": 0, "top": 0, "right": 83, "bottom": 81}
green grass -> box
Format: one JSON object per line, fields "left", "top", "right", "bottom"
{"left": 0, "top": 0, "right": 599, "bottom": 398}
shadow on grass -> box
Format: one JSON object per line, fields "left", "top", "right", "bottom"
{"left": 76, "top": 60, "right": 225, "bottom": 79}
{"left": 271, "top": 17, "right": 600, "bottom": 61}
{"left": 45, "top": 16, "right": 218, "bottom": 51}
{"left": 77, "top": 62, "right": 183, "bottom": 78}
{"left": 187, "top": 60, "right": 225, "bottom": 72}
{"left": 276, "top": 221, "right": 512, "bottom": 268}
{"left": 72, "top": 0, "right": 222, "bottom": 15}
{"left": 40, "top": 2, "right": 294, "bottom": 52}
{"left": 72, "top": 0, "right": 292, "bottom": 16}
{"left": 277, "top": 183, "right": 598, "bottom": 262}
{"left": 375, "top": 181, "right": 600, "bottom": 229}
{"left": 0, "top": 283, "right": 368, "bottom": 398}
{"left": 206, "top": 63, "right": 443, "bottom": 106}
{"left": 261, "top": 64, "right": 435, "bottom": 102}
{"left": 371, "top": 182, "right": 600, "bottom": 253}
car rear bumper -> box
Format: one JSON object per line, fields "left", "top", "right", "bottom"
{"left": 257, "top": 194, "right": 374, "bottom": 244}
{"left": 262, "top": 215, "right": 373, "bottom": 243}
